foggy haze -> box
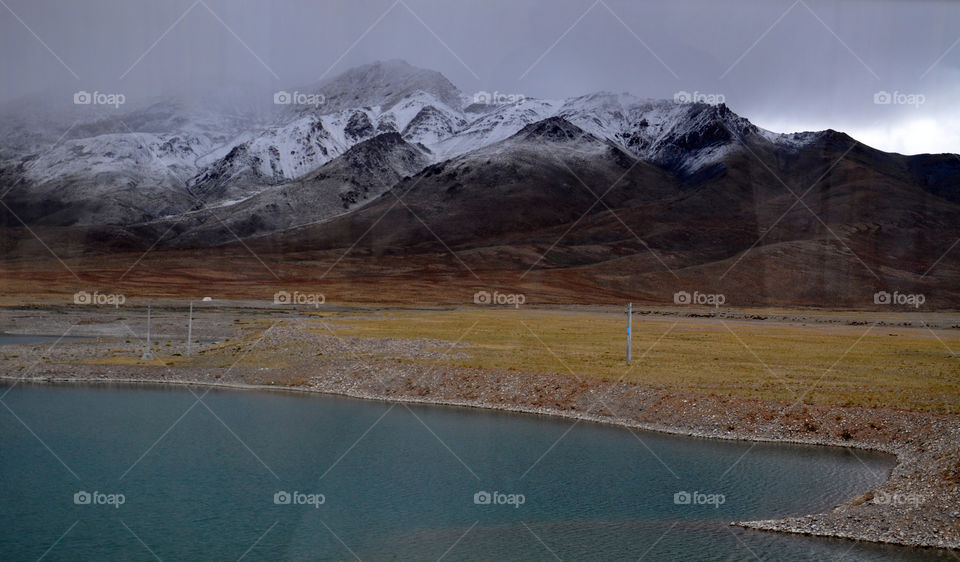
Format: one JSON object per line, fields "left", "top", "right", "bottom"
{"left": 1, "top": 0, "right": 957, "bottom": 154}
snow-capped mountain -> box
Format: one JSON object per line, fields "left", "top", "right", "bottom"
{"left": 185, "top": 61, "right": 469, "bottom": 202}
{"left": 185, "top": 63, "right": 821, "bottom": 202}
{"left": 3, "top": 59, "right": 959, "bottom": 307}
{"left": 0, "top": 59, "right": 831, "bottom": 229}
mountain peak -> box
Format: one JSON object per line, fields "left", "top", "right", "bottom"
{"left": 517, "top": 117, "right": 593, "bottom": 143}
{"left": 308, "top": 59, "right": 463, "bottom": 114}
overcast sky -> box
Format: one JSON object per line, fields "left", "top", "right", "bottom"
{"left": 1, "top": 0, "right": 957, "bottom": 154}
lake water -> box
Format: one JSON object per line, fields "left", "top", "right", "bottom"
{"left": 0, "top": 384, "right": 947, "bottom": 560}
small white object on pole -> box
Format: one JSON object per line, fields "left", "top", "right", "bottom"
{"left": 626, "top": 302, "right": 632, "bottom": 365}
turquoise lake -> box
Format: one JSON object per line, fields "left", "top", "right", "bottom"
{"left": 0, "top": 383, "right": 949, "bottom": 560}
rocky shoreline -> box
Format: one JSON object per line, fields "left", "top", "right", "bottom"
{"left": 2, "top": 319, "right": 958, "bottom": 551}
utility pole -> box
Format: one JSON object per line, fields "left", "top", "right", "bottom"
{"left": 141, "top": 305, "right": 154, "bottom": 361}
{"left": 626, "top": 302, "right": 632, "bottom": 365}
{"left": 187, "top": 301, "right": 193, "bottom": 357}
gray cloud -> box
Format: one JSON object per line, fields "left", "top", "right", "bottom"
{"left": 1, "top": 0, "right": 956, "bottom": 153}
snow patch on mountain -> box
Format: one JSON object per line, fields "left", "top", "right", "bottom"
{"left": 432, "top": 98, "right": 560, "bottom": 160}
{"left": 22, "top": 132, "right": 202, "bottom": 188}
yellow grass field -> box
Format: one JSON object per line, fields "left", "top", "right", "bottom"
{"left": 312, "top": 307, "right": 960, "bottom": 413}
